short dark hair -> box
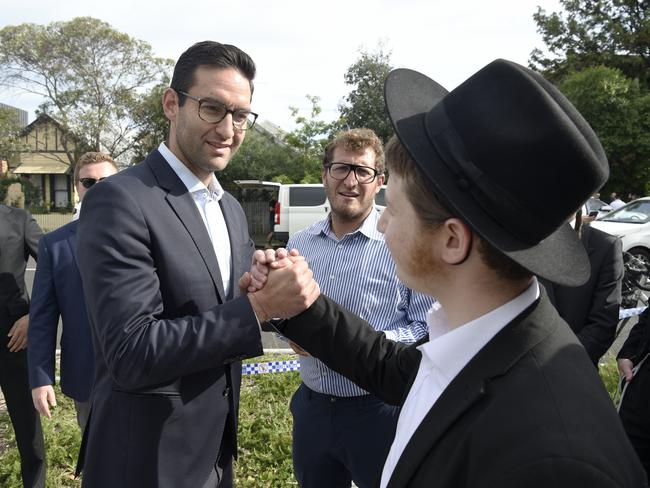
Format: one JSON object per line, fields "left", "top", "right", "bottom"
{"left": 385, "top": 135, "right": 531, "bottom": 280}
{"left": 170, "top": 41, "right": 256, "bottom": 106}
{"left": 74, "top": 152, "right": 118, "bottom": 183}
{"left": 323, "top": 128, "right": 385, "bottom": 174}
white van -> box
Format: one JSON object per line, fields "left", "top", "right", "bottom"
{"left": 234, "top": 180, "right": 385, "bottom": 245}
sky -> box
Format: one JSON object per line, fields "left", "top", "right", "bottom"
{"left": 0, "top": 0, "right": 563, "bottom": 131}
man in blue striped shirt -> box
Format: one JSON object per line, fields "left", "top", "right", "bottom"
{"left": 286, "top": 128, "right": 432, "bottom": 488}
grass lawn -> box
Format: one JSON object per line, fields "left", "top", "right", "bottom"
{"left": 0, "top": 355, "right": 621, "bottom": 487}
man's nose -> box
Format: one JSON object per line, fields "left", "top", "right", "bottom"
{"left": 214, "top": 113, "right": 235, "bottom": 139}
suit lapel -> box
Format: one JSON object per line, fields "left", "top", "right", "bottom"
{"left": 387, "top": 293, "right": 556, "bottom": 487}
{"left": 146, "top": 151, "right": 226, "bottom": 302}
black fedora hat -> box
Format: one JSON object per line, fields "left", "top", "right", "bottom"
{"left": 385, "top": 60, "right": 609, "bottom": 286}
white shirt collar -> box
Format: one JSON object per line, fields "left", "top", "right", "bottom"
{"left": 419, "top": 277, "right": 540, "bottom": 384}
{"left": 158, "top": 142, "right": 224, "bottom": 201}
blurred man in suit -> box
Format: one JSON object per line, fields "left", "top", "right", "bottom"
{"left": 28, "top": 152, "right": 118, "bottom": 432}
{"left": 0, "top": 204, "right": 45, "bottom": 487}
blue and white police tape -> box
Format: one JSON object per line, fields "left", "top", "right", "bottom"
{"left": 242, "top": 308, "right": 649, "bottom": 376}
{"left": 242, "top": 359, "right": 300, "bottom": 376}
{"left": 619, "top": 306, "right": 647, "bottom": 320}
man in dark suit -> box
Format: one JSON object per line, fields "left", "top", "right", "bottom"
{"left": 247, "top": 60, "right": 647, "bottom": 486}
{"left": 75, "top": 41, "right": 301, "bottom": 488}
{"left": 618, "top": 307, "right": 650, "bottom": 476}
{"left": 0, "top": 204, "right": 45, "bottom": 487}
{"left": 541, "top": 209, "right": 623, "bottom": 365}
{"left": 28, "top": 152, "right": 118, "bottom": 432}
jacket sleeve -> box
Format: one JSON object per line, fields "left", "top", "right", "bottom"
{"left": 27, "top": 236, "right": 59, "bottom": 389}
{"left": 576, "top": 236, "right": 623, "bottom": 363}
{"left": 22, "top": 209, "right": 42, "bottom": 261}
{"left": 77, "top": 180, "right": 263, "bottom": 390}
{"left": 282, "top": 294, "right": 422, "bottom": 405}
{"left": 618, "top": 307, "right": 649, "bottom": 363}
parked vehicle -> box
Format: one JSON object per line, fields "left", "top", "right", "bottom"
{"left": 234, "top": 180, "right": 385, "bottom": 245}
{"left": 591, "top": 197, "right": 650, "bottom": 264}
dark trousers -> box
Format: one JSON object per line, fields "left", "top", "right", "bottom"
{"left": 290, "top": 383, "right": 398, "bottom": 488}
{"left": 0, "top": 341, "right": 45, "bottom": 488}
{"left": 620, "top": 356, "right": 650, "bottom": 477}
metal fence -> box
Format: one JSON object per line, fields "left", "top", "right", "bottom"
{"left": 241, "top": 200, "right": 272, "bottom": 237}
{"left": 33, "top": 213, "right": 74, "bottom": 233}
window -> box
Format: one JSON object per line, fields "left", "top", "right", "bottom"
{"left": 289, "top": 187, "right": 326, "bottom": 206}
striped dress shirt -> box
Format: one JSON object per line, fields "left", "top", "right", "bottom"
{"left": 287, "top": 209, "right": 433, "bottom": 397}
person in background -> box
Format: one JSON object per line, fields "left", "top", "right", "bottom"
{"left": 618, "top": 307, "right": 650, "bottom": 477}
{"left": 540, "top": 206, "right": 623, "bottom": 365}
{"left": 266, "top": 197, "right": 276, "bottom": 247}
{"left": 610, "top": 192, "right": 626, "bottom": 210}
{"left": 285, "top": 128, "right": 432, "bottom": 488}
{"left": 0, "top": 204, "right": 45, "bottom": 487}
{"left": 28, "top": 151, "right": 118, "bottom": 432}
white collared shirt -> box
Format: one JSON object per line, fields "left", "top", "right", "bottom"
{"left": 380, "top": 278, "right": 540, "bottom": 487}
{"left": 158, "top": 142, "right": 232, "bottom": 296}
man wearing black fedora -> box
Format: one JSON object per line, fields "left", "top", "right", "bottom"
{"left": 245, "top": 59, "right": 647, "bottom": 487}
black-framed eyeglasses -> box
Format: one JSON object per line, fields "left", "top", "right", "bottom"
{"left": 79, "top": 177, "right": 107, "bottom": 189}
{"left": 175, "top": 90, "right": 258, "bottom": 131}
{"left": 325, "top": 162, "right": 380, "bottom": 184}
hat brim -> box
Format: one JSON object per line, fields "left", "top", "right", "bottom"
{"left": 385, "top": 68, "right": 589, "bottom": 286}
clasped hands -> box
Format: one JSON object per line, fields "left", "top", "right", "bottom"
{"left": 240, "top": 248, "right": 320, "bottom": 324}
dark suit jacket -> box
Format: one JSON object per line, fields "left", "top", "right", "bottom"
{"left": 541, "top": 225, "right": 623, "bottom": 364}
{"left": 27, "top": 220, "right": 94, "bottom": 402}
{"left": 0, "top": 205, "right": 42, "bottom": 332}
{"left": 619, "top": 307, "right": 650, "bottom": 362}
{"left": 76, "top": 150, "right": 263, "bottom": 487}
{"left": 282, "top": 290, "right": 647, "bottom": 487}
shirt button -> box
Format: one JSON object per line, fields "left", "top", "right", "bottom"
{"left": 222, "top": 387, "right": 231, "bottom": 397}
{"left": 330, "top": 274, "right": 335, "bottom": 280}
{"left": 337, "top": 244, "right": 343, "bottom": 249}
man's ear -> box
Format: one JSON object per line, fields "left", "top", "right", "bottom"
{"left": 375, "top": 174, "right": 385, "bottom": 193}
{"left": 162, "top": 88, "right": 179, "bottom": 122}
{"left": 439, "top": 218, "right": 473, "bottom": 265}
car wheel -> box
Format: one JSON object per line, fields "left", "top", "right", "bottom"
{"left": 628, "top": 247, "right": 650, "bottom": 292}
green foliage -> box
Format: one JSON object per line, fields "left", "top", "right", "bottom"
{"left": 0, "top": 387, "right": 81, "bottom": 487}
{"left": 129, "top": 78, "right": 170, "bottom": 165}
{"left": 599, "top": 356, "right": 622, "bottom": 401}
{"left": 530, "top": 0, "right": 650, "bottom": 89}
{"left": 0, "top": 177, "right": 41, "bottom": 207}
{"left": 236, "top": 370, "right": 301, "bottom": 487}
{"left": 0, "top": 106, "right": 26, "bottom": 163}
{"left": 282, "top": 95, "right": 339, "bottom": 183}
{"left": 223, "top": 128, "right": 304, "bottom": 187}
{"left": 559, "top": 66, "right": 650, "bottom": 195}
{"left": 0, "top": 17, "right": 173, "bottom": 162}
{"left": 0, "top": 355, "right": 300, "bottom": 487}
{"left": 339, "top": 45, "right": 394, "bottom": 142}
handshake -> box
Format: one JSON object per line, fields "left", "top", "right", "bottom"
{"left": 239, "top": 248, "right": 321, "bottom": 323}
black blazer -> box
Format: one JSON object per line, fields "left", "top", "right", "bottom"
{"left": 76, "top": 150, "right": 263, "bottom": 487}
{"left": 0, "top": 205, "right": 42, "bottom": 331}
{"left": 282, "top": 290, "right": 647, "bottom": 487}
{"left": 541, "top": 225, "right": 623, "bottom": 364}
{"left": 619, "top": 307, "right": 650, "bottom": 362}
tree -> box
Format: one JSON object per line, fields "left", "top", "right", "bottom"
{"left": 284, "top": 95, "right": 340, "bottom": 183}
{"left": 559, "top": 66, "right": 650, "bottom": 194}
{"left": 0, "top": 106, "right": 25, "bottom": 164}
{"left": 339, "top": 45, "right": 394, "bottom": 142}
{"left": 129, "top": 78, "right": 170, "bottom": 164}
{"left": 0, "top": 17, "right": 173, "bottom": 163}
{"left": 221, "top": 126, "right": 301, "bottom": 187}
{"left": 530, "top": 0, "right": 650, "bottom": 88}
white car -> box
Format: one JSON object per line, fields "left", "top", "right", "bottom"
{"left": 590, "top": 197, "right": 650, "bottom": 262}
